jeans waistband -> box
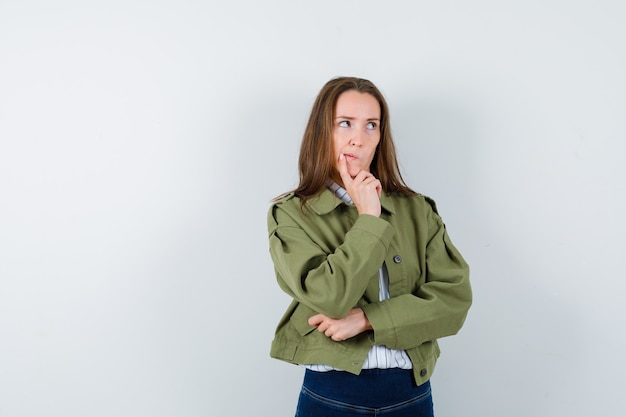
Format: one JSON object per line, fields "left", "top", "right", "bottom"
{"left": 303, "top": 368, "right": 429, "bottom": 409}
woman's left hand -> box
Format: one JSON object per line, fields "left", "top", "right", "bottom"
{"left": 308, "top": 308, "right": 373, "bottom": 342}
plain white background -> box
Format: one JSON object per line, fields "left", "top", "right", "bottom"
{"left": 1, "top": 1, "right": 625, "bottom": 416}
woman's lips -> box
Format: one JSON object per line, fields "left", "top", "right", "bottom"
{"left": 343, "top": 153, "right": 357, "bottom": 160}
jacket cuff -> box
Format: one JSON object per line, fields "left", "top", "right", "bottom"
{"left": 361, "top": 300, "right": 396, "bottom": 347}
{"left": 352, "top": 215, "right": 394, "bottom": 250}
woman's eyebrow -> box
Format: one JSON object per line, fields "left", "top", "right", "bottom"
{"left": 334, "top": 116, "right": 380, "bottom": 121}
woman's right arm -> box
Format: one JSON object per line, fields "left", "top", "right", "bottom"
{"left": 268, "top": 202, "right": 394, "bottom": 319}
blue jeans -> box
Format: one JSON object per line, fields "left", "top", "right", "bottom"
{"left": 295, "top": 368, "right": 434, "bottom": 416}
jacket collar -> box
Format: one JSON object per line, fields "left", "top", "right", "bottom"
{"left": 307, "top": 187, "right": 396, "bottom": 215}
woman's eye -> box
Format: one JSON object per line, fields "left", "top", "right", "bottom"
{"left": 339, "top": 121, "right": 350, "bottom": 127}
{"left": 366, "top": 122, "right": 377, "bottom": 130}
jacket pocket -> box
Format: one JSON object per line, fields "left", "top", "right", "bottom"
{"left": 289, "top": 303, "right": 318, "bottom": 336}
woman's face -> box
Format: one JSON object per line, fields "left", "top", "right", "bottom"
{"left": 332, "top": 90, "right": 381, "bottom": 181}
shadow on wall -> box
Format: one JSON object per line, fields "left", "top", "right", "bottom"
{"left": 391, "top": 98, "right": 475, "bottom": 207}
{"left": 392, "top": 97, "right": 585, "bottom": 415}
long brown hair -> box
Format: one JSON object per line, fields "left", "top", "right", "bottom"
{"left": 283, "top": 76, "right": 415, "bottom": 203}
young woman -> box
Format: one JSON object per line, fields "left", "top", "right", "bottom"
{"left": 267, "top": 76, "right": 472, "bottom": 416}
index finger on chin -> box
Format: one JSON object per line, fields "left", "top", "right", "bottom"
{"left": 337, "top": 154, "right": 352, "bottom": 185}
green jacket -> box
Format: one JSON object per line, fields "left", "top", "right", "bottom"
{"left": 267, "top": 188, "right": 472, "bottom": 386}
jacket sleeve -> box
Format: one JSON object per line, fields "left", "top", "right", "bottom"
{"left": 268, "top": 202, "right": 395, "bottom": 319}
{"left": 361, "top": 201, "right": 472, "bottom": 350}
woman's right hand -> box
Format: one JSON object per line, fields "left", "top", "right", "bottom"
{"left": 338, "top": 154, "right": 382, "bottom": 217}
{"left": 308, "top": 308, "right": 373, "bottom": 342}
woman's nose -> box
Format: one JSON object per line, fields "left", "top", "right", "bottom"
{"left": 349, "top": 132, "right": 364, "bottom": 147}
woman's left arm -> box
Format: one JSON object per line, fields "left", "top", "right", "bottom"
{"left": 361, "top": 206, "right": 472, "bottom": 350}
